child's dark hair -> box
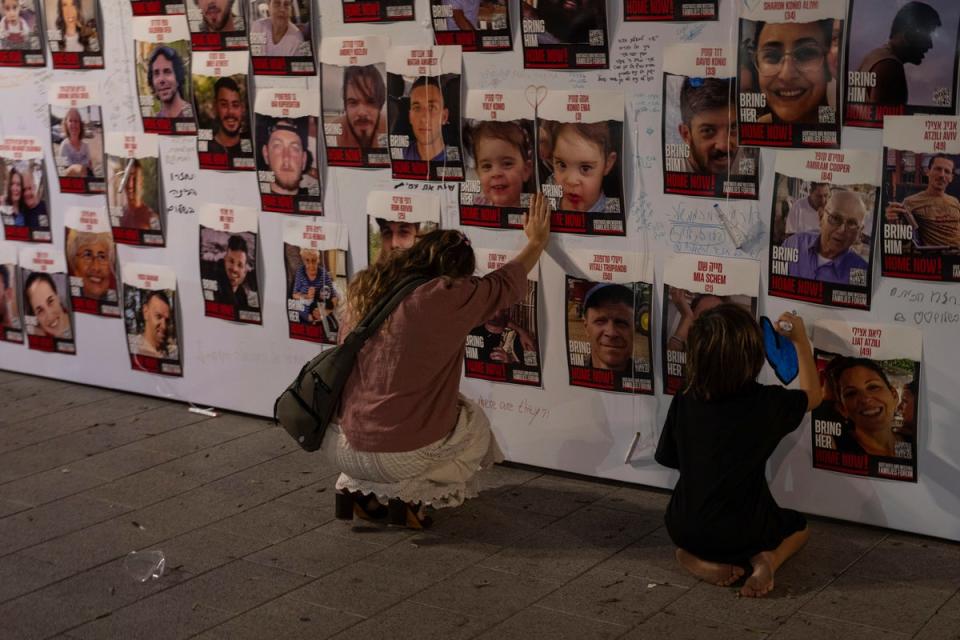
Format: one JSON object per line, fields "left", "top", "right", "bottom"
{"left": 466, "top": 120, "right": 532, "bottom": 162}
{"left": 684, "top": 303, "right": 764, "bottom": 401}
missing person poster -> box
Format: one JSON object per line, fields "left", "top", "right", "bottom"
{"left": 283, "top": 216, "right": 347, "bottom": 345}
{"left": 130, "top": 0, "right": 184, "bottom": 16}
{"left": 19, "top": 246, "right": 74, "bottom": 354}
{"left": 48, "top": 81, "right": 105, "bottom": 194}
{"left": 880, "top": 115, "right": 960, "bottom": 281}
{"left": 1, "top": 136, "right": 51, "bottom": 243}
{"left": 520, "top": 0, "right": 608, "bottom": 69}
{"left": 844, "top": 0, "right": 960, "bottom": 128}
{"left": 254, "top": 85, "right": 322, "bottom": 214}
{"left": 812, "top": 319, "right": 921, "bottom": 482}
{"left": 387, "top": 44, "right": 464, "bottom": 182}
{"left": 199, "top": 203, "right": 260, "bottom": 323}
{"left": 123, "top": 262, "right": 181, "bottom": 376}
{"left": 0, "top": 243, "right": 24, "bottom": 343}
{"left": 539, "top": 90, "right": 625, "bottom": 235}
{"left": 320, "top": 35, "right": 390, "bottom": 169}
{"left": 192, "top": 50, "right": 254, "bottom": 171}
{"left": 460, "top": 90, "right": 536, "bottom": 230}
{"left": 341, "top": 0, "right": 414, "bottom": 23}
{"left": 737, "top": 3, "right": 843, "bottom": 148}
{"left": 565, "top": 249, "right": 653, "bottom": 394}
{"left": 662, "top": 43, "right": 759, "bottom": 200}
{"left": 0, "top": 0, "right": 45, "bottom": 67}
{"left": 64, "top": 206, "right": 119, "bottom": 317}
{"left": 466, "top": 247, "right": 541, "bottom": 386}
{"left": 625, "top": 0, "right": 716, "bottom": 21}
{"left": 661, "top": 254, "right": 758, "bottom": 395}
{"left": 45, "top": 0, "right": 102, "bottom": 69}
{"left": 105, "top": 132, "right": 164, "bottom": 246}
{"left": 187, "top": 0, "right": 248, "bottom": 50}
{"left": 431, "top": 0, "right": 511, "bottom": 52}
{"left": 366, "top": 190, "right": 440, "bottom": 264}
{"left": 768, "top": 149, "right": 880, "bottom": 310}
{"left": 248, "top": 0, "right": 314, "bottom": 75}
{"left": 133, "top": 15, "right": 197, "bottom": 135}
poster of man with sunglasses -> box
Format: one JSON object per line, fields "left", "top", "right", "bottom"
{"left": 737, "top": 4, "right": 843, "bottom": 148}
{"left": 768, "top": 149, "right": 881, "bottom": 310}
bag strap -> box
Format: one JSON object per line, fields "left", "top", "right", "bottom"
{"left": 351, "top": 274, "right": 431, "bottom": 341}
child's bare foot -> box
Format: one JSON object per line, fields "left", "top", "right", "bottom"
{"left": 675, "top": 548, "right": 745, "bottom": 586}
{"left": 741, "top": 551, "right": 776, "bottom": 597}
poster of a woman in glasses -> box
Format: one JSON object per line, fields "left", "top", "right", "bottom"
{"left": 737, "top": 5, "right": 843, "bottom": 148}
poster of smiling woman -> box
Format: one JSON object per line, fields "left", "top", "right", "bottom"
{"left": 20, "top": 246, "right": 75, "bottom": 354}
{"left": 1, "top": 136, "right": 51, "bottom": 243}
{"left": 48, "top": 81, "right": 105, "bottom": 194}
{"left": 64, "top": 205, "right": 119, "bottom": 317}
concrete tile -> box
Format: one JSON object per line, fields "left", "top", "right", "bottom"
{"left": 0, "top": 369, "right": 28, "bottom": 384}
{"left": 124, "top": 488, "right": 247, "bottom": 541}
{"left": 62, "top": 446, "right": 178, "bottom": 482}
{"left": 1, "top": 384, "right": 117, "bottom": 426}
{"left": 596, "top": 527, "right": 699, "bottom": 588}
{"left": 432, "top": 500, "right": 556, "bottom": 547}
{"left": 273, "top": 480, "right": 339, "bottom": 513}
{"left": 364, "top": 535, "right": 502, "bottom": 583}
{"left": 667, "top": 579, "right": 811, "bottom": 633}
{"left": 475, "top": 463, "right": 540, "bottom": 495}
{"left": 159, "top": 429, "right": 293, "bottom": 485}
{"left": 595, "top": 485, "right": 671, "bottom": 515}
{"left": 0, "top": 375, "right": 71, "bottom": 402}
{"left": 411, "top": 565, "right": 560, "bottom": 622}
{"left": 82, "top": 467, "right": 201, "bottom": 509}
{"left": 312, "top": 516, "right": 416, "bottom": 548}
{"left": 0, "top": 494, "right": 130, "bottom": 556}
{"left": 167, "top": 559, "right": 311, "bottom": 614}
{"left": 844, "top": 536, "right": 960, "bottom": 592}
{"left": 801, "top": 575, "right": 954, "bottom": 635}
{"left": 331, "top": 600, "right": 492, "bottom": 640}
{"left": 21, "top": 518, "right": 163, "bottom": 577}
{"left": 209, "top": 500, "right": 327, "bottom": 544}
{"left": 203, "top": 453, "right": 324, "bottom": 508}
{"left": 288, "top": 560, "right": 432, "bottom": 615}
{"left": 621, "top": 610, "right": 769, "bottom": 639}
{"left": 914, "top": 613, "right": 960, "bottom": 640}
{"left": 159, "top": 526, "right": 270, "bottom": 575}
{"left": 550, "top": 503, "right": 662, "bottom": 548}
{"left": 66, "top": 590, "right": 231, "bottom": 640}
{"left": 476, "top": 604, "right": 627, "bottom": 640}
{"left": 0, "top": 467, "right": 107, "bottom": 506}
{"left": 768, "top": 612, "right": 910, "bottom": 639}
{"left": 0, "top": 497, "right": 31, "bottom": 517}
{"left": 938, "top": 590, "right": 960, "bottom": 618}
{"left": 195, "top": 595, "right": 362, "bottom": 640}
{"left": 536, "top": 567, "right": 688, "bottom": 627}
{"left": 132, "top": 412, "right": 265, "bottom": 457}
{"left": 245, "top": 527, "right": 383, "bottom": 578}
{"left": 495, "top": 474, "right": 618, "bottom": 518}
{"left": 0, "top": 552, "right": 71, "bottom": 602}
{"left": 0, "top": 591, "right": 84, "bottom": 640}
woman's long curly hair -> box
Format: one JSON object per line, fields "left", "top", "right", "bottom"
{"left": 347, "top": 229, "right": 476, "bottom": 323}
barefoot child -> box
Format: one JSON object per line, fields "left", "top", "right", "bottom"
{"left": 655, "top": 304, "right": 821, "bottom": 597}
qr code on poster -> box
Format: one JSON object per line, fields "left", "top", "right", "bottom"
{"left": 849, "top": 268, "right": 866, "bottom": 286}
{"left": 588, "top": 30, "right": 604, "bottom": 46}
{"left": 933, "top": 87, "right": 952, "bottom": 107}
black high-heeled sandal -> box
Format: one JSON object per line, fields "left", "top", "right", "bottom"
{"left": 387, "top": 498, "right": 433, "bottom": 529}
{"left": 335, "top": 490, "right": 388, "bottom": 522}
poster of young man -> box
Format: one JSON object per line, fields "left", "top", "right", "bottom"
{"left": 1, "top": 137, "right": 50, "bottom": 244}
{"left": 122, "top": 262, "right": 181, "bottom": 376}
{"left": 0, "top": 0, "right": 45, "bottom": 67}
{"left": 387, "top": 44, "right": 464, "bottom": 182}
{"left": 64, "top": 205, "right": 119, "bottom": 317}
{"left": 460, "top": 90, "right": 536, "bottom": 230}
{"left": 520, "top": 0, "right": 608, "bottom": 69}
{"left": 283, "top": 216, "right": 347, "bottom": 345}
{"left": 662, "top": 43, "right": 759, "bottom": 200}
{"left": 661, "top": 254, "right": 758, "bottom": 395}
{"left": 192, "top": 50, "right": 255, "bottom": 171}
{"left": 366, "top": 190, "right": 440, "bottom": 264}
{"left": 341, "top": 0, "right": 414, "bottom": 23}
{"left": 105, "top": 132, "right": 164, "bottom": 246}
{"left": 0, "top": 243, "right": 24, "bottom": 343}
{"left": 254, "top": 86, "right": 321, "bottom": 214}
{"left": 48, "top": 81, "right": 105, "bottom": 194}
{"left": 565, "top": 249, "right": 653, "bottom": 394}
{"left": 44, "top": 0, "right": 102, "bottom": 69}
{"left": 465, "top": 247, "right": 541, "bottom": 386}
{"left": 538, "top": 90, "right": 625, "bottom": 235}
{"left": 737, "top": 3, "right": 843, "bottom": 148}
{"left": 247, "top": 0, "right": 314, "bottom": 75}
{"left": 768, "top": 149, "right": 880, "bottom": 310}
{"left": 19, "top": 246, "right": 74, "bottom": 354}
{"left": 132, "top": 15, "right": 197, "bottom": 135}
{"left": 431, "top": 0, "right": 511, "bottom": 52}
{"left": 844, "top": 0, "right": 960, "bottom": 128}
{"left": 625, "top": 0, "right": 716, "bottom": 21}
{"left": 811, "top": 319, "right": 921, "bottom": 482}
{"left": 187, "top": 0, "right": 247, "bottom": 50}
{"left": 320, "top": 35, "right": 390, "bottom": 169}
{"left": 199, "top": 203, "right": 260, "bottom": 323}
{"left": 880, "top": 115, "right": 960, "bottom": 281}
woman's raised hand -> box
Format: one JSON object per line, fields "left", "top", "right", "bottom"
{"left": 523, "top": 192, "right": 551, "bottom": 249}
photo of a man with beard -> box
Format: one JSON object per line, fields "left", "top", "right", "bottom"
{"left": 194, "top": 0, "right": 239, "bottom": 33}
{"left": 207, "top": 76, "right": 250, "bottom": 161}
{"left": 148, "top": 45, "right": 193, "bottom": 120}
{"left": 260, "top": 117, "right": 311, "bottom": 195}
{"left": 336, "top": 65, "right": 386, "bottom": 151}
{"left": 132, "top": 289, "right": 176, "bottom": 359}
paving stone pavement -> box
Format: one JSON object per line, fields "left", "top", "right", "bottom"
{"left": 0, "top": 371, "right": 958, "bottom": 640}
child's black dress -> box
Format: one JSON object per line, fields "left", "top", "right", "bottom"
{"left": 655, "top": 383, "right": 808, "bottom": 564}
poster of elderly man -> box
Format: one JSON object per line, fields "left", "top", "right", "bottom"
{"left": 20, "top": 246, "right": 75, "bottom": 354}
{"left": 199, "top": 203, "right": 261, "bottom": 324}
{"left": 283, "top": 217, "right": 347, "bottom": 345}
{"left": 768, "top": 149, "right": 880, "bottom": 310}
{"left": 48, "top": 81, "right": 105, "bottom": 194}
{"left": 0, "top": 243, "right": 23, "bottom": 343}
{"left": 123, "top": 262, "right": 182, "bottom": 376}
{"left": 64, "top": 206, "right": 119, "bottom": 317}
{"left": 1, "top": 136, "right": 51, "bottom": 243}
{"left": 133, "top": 15, "right": 197, "bottom": 136}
